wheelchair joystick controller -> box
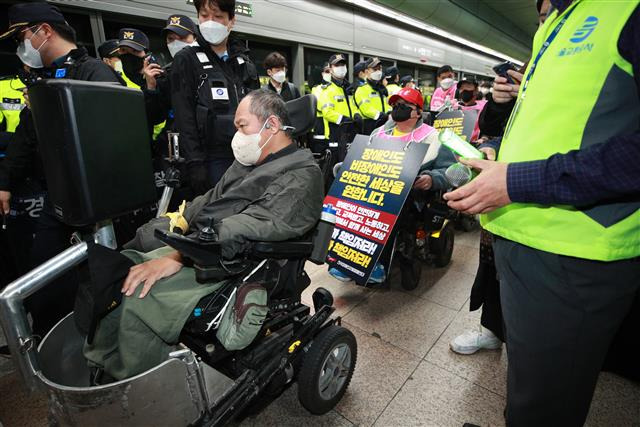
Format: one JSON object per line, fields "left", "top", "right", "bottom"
{"left": 199, "top": 217, "right": 218, "bottom": 242}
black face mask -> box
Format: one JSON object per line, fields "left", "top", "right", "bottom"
{"left": 120, "top": 53, "right": 145, "bottom": 84}
{"left": 460, "top": 90, "right": 474, "bottom": 103}
{"left": 391, "top": 103, "right": 413, "bottom": 122}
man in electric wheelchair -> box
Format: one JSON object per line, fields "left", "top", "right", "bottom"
{"left": 80, "top": 89, "right": 325, "bottom": 381}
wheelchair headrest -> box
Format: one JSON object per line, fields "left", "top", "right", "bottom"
{"left": 285, "top": 95, "right": 317, "bottom": 138}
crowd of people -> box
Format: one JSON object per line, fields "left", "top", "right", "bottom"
{"left": 0, "top": 0, "right": 639, "bottom": 426}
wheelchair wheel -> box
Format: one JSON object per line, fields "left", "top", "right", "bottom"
{"left": 298, "top": 325, "right": 357, "bottom": 415}
{"left": 430, "top": 224, "right": 454, "bottom": 268}
{"left": 400, "top": 257, "right": 422, "bottom": 290}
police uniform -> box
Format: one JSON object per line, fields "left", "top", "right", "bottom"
{"left": 171, "top": 29, "right": 259, "bottom": 193}
{"left": 0, "top": 75, "right": 25, "bottom": 155}
{"left": 354, "top": 58, "right": 389, "bottom": 135}
{"left": 384, "top": 66, "right": 401, "bottom": 97}
{"left": 311, "top": 80, "right": 330, "bottom": 143}
{"left": 318, "top": 54, "right": 358, "bottom": 144}
{"left": 0, "top": 2, "right": 124, "bottom": 336}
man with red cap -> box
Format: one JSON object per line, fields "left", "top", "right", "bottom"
{"left": 377, "top": 87, "right": 456, "bottom": 191}
{"left": 329, "top": 87, "right": 455, "bottom": 284}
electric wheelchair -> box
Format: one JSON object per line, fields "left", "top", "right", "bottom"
{"left": 0, "top": 81, "right": 356, "bottom": 426}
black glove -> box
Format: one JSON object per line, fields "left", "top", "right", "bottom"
{"left": 353, "top": 113, "right": 363, "bottom": 133}
{"left": 188, "top": 162, "right": 210, "bottom": 196}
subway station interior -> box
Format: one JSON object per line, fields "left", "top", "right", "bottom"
{"left": 0, "top": 0, "right": 638, "bottom": 426}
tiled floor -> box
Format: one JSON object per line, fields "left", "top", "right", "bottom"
{"left": 1, "top": 230, "right": 639, "bottom": 426}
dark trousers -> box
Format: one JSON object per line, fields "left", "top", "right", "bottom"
{"left": 493, "top": 238, "right": 640, "bottom": 427}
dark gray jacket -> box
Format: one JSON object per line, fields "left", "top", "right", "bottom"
{"left": 126, "top": 146, "right": 324, "bottom": 259}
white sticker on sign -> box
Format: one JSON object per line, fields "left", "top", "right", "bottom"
{"left": 196, "top": 52, "right": 209, "bottom": 63}
{"left": 211, "top": 87, "right": 229, "bottom": 100}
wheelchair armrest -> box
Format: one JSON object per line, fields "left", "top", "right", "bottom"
{"left": 249, "top": 241, "right": 314, "bottom": 260}
{"left": 154, "top": 229, "right": 222, "bottom": 267}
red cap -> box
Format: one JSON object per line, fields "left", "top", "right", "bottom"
{"left": 389, "top": 88, "right": 424, "bottom": 110}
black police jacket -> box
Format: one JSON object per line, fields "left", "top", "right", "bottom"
{"left": 170, "top": 33, "right": 259, "bottom": 162}
{"left": 0, "top": 48, "right": 122, "bottom": 191}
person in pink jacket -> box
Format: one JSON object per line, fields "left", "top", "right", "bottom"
{"left": 429, "top": 65, "right": 457, "bottom": 111}
{"left": 457, "top": 78, "right": 487, "bottom": 142}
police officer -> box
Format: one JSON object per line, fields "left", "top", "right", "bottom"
{"left": 163, "top": 14, "right": 198, "bottom": 59}
{"left": 353, "top": 60, "right": 368, "bottom": 88}
{"left": 311, "top": 62, "right": 331, "bottom": 145}
{"left": 318, "top": 53, "right": 359, "bottom": 146}
{"left": 117, "top": 28, "right": 169, "bottom": 141}
{"left": 0, "top": 70, "right": 26, "bottom": 156}
{"left": 384, "top": 66, "right": 401, "bottom": 96}
{"left": 0, "top": 2, "right": 123, "bottom": 338}
{"left": 354, "top": 57, "right": 389, "bottom": 135}
{"left": 399, "top": 75, "right": 416, "bottom": 89}
{"left": 97, "top": 39, "right": 128, "bottom": 85}
{"left": 171, "top": 0, "right": 260, "bottom": 193}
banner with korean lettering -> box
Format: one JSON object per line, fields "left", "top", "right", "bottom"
{"left": 324, "top": 134, "right": 428, "bottom": 285}
{"left": 432, "top": 110, "right": 476, "bottom": 142}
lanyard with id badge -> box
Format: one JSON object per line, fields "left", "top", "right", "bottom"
{"left": 503, "top": 3, "right": 580, "bottom": 138}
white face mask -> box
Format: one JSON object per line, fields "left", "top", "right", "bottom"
{"left": 113, "top": 59, "right": 124, "bottom": 73}
{"left": 271, "top": 70, "right": 286, "bottom": 84}
{"left": 167, "top": 40, "right": 191, "bottom": 58}
{"left": 479, "top": 87, "right": 490, "bottom": 95}
{"left": 322, "top": 72, "right": 332, "bottom": 83}
{"left": 440, "top": 78, "right": 455, "bottom": 90}
{"left": 17, "top": 26, "right": 46, "bottom": 69}
{"left": 369, "top": 70, "right": 383, "bottom": 81}
{"left": 231, "top": 118, "right": 274, "bottom": 166}
{"left": 200, "top": 20, "right": 230, "bottom": 46}
{"left": 332, "top": 65, "right": 347, "bottom": 79}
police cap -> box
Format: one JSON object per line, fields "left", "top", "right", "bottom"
{"left": 98, "top": 39, "right": 120, "bottom": 59}
{"left": 399, "top": 75, "right": 415, "bottom": 86}
{"left": 161, "top": 14, "right": 197, "bottom": 37}
{"left": 0, "top": 2, "right": 67, "bottom": 41}
{"left": 118, "top": 28, "right": 150, "bottom": 52}
{"left": 354, "top": 60, "right": 367, "bottom": 74}
{"left": 329, "top": 53, "right": 347, "bottom": 65}
{"left": 385, "top": 66, "right": 399, "bottom": 78}
{"left": 366, "top": 57, "right": 381, "bottom": 69}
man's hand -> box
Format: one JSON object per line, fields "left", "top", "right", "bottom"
{"left": 143, "top": 59, "right": 164, "bottom": 91}
{"left": 413, "top": 174, "right": 433, "bottom": 190}
{"left": 479, "top": 147, "right": 497, "bottom": 161}
{"left": 444, "top": 158, "right": 511, "bottom": 214}
{"left": 121, "top": 254, "right": 183, "bottom": 299}
{"left": 492, "top": 70, "right": 523, "bottom": 104}
{"left": 0, "top": 191, "right": 11, "bottom": 215}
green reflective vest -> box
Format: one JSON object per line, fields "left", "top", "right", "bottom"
{"left": 0, "top": 77, "right": 26, "bottom": 133}
{"left": 318, "top": 80, "right": 357, "bottom": 139}
{"left": 355, "top": 81, "right": 389, "bottom": 120}
{"left": 482, "top": 0, "right": 640, "bottom": 261}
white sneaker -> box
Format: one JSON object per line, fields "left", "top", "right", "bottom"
{"left": 449, "top": 325, "right": 502, "bottom": 355}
